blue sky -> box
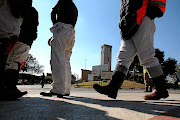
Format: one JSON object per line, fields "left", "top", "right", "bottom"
{"left": 30, "top": 0, "right": 180, "bottom": 78}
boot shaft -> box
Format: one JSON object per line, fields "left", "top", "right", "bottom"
{"left": 5, "top": 69, "right": 19, "bottom": 90}
{"left": 109, "top": 71, "right": 126, "bottom": 89}
{"left": 151, "top": 74, "right": 169, "bottom": 98}
{"left": 93, "top": 71, "right": 126, "bottom": 99}
{"left": 0, "top": 50, "right": 8, "bottom": 89}
{"left": 152, "top": 75, "right": 167, "bottom": 90}
{"left": 0, "top": 38, "right": 12, "bottom": 89}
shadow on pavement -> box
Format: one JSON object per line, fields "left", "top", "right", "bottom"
{"left": 64, "top": 96, "right": 180, "bottom": 119}
{"left": 0, "top": 97, "right": 121, "bottom": 120}
{"left": 1, "top": 95, "right": 180, "bottom": 120}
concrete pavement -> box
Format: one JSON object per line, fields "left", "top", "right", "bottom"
{"left": 1, "top": 84, "right": 180, "bottom": 120}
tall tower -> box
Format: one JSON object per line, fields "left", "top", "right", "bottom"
{"left": 101, "top": 44, "right": 112, "bottom": 71}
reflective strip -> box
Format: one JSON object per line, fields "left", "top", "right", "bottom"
{"left": 20, "top": 61, "right": 25, "bottom": 70}
{"left": 150, "top": 1, "right": 166, "bottom": 7}
{"left": 136, "top": 0, "right": 149, "bottom": 25}
{"left": 143, "top": 67, "right": 148, "bottom": 73}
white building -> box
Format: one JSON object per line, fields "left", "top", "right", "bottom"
{"left": 87, "top": 44, "right": 113, "bottom": 81}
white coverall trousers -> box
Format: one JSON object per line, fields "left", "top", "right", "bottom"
{"left": 6, "top": 41, "right": 30, "bottom": 70}
{"left": 50, "top": 22, "right": 75, "bottom": 95}
{"left": 115, "top": 16, "right": 163, "bottom": 78}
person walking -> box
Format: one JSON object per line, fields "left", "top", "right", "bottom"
{"left": 41, "top": 73, "right": 45, "bottom": 88}
{"left": 40, "top": 0, "right": 78, "bottom": 98}
{"left": 143, "top": 67, "right": 153, "bottom": 92}
{"left": 93, "top": 0, "right": 168, "bottom": 100}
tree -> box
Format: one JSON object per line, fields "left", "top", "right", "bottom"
{"left": 21, "top": 54, "right": 44, "bottom": 75}
{"left": 155, "top": 48, "right": 164, "bottom": 64}
{"left": 129, "top": 55, "right": 143, "bottom": 73}
{"left": 176, "top": 63, "right": 180, "bottom": 81}
{"left": 163, "top": 57, "right": 177, "bottom": 76}
{"left": 176, "top": 63, "right": 180, "bottom": 73}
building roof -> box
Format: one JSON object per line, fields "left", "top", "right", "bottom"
{"left": 101, "top": 44, "right": 112, "bottom": 48}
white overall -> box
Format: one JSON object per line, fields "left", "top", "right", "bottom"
{"left": 0, "top": 0, "right": 22, "bottom": 38}
{"left": 6, "top": 41, "right": 30, "bottom": 70}
{"left": 50, "top": 22, "right": 75, "bottom": 95}
{"left": 117, "top": 16, "right": 163, "bottom": 78}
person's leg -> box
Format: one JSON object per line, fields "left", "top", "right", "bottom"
{"left": 144, "top": 67, "right": 168, "bottom": 100}
{"left": 0, "top": 39, "right": 9, "bottom": 100}
{"left": 146, "top": 74, "right": 151, "bottom": 92}
{"left": 149, "top": 78, "right": 153, "bottom": 92}
{"left": 147, "top": 81, "right": 150, "bottom": 92}
{"left": 0, "top": 38, "right": 18, "bottom": 100}
{"left": 133, "top": 16, "right": 168, "bottom": 100}
{"left": 50, "top": 38, "right": 66, "bottom": 96}
{"left": 6, "top": 42, "right": 30, "bottom": 71}
{"left": 5, "top": 42, "right": 30, "bottom": 96}
{"left": 64, "top": 39, "right": 75, "bottom": 96}
{"left": 144, "top": 73, "right": 149, "bottom": 92}
{"left": 93, "top": 37, "right": 137, "bottom": 99}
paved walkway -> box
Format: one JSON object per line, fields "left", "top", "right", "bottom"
{"left": 1, "top": 84, "right": 180, "bottom": 120}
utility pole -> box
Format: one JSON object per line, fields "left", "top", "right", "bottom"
{"left": 133, "top": 66, "right": 136, "bottom": 89}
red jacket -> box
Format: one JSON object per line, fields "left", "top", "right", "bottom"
{"left": 137, "top": 0, "right": 166, "bottom": 25}
{"left": 119, "top": 0, "right": 166, "bottom": 40}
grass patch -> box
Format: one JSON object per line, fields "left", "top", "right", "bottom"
{"left": 72, "top": 80, "right": 145, "bottom": 89}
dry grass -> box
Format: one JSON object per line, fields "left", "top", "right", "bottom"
{"left": 72, "top": 80, "right": 145, "bottom": 89}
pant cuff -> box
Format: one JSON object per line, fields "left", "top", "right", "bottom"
{"left": 146, "top": 64, "right": 163, "bottom": 78}
{"left": 114, "top": 63, "right": 128, "bottom": 75}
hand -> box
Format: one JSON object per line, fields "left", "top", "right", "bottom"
{"left": 48, "top": 37, "right": 53, "bottom": 46}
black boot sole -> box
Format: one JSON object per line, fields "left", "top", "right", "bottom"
{"left": 40, "top": 91, "right": 64, "bottom": 98}
{"left": 0, "top": 91, "right": 27, "bottom": 101}
{"left": 40, "top": 92, "right": 56, "bottom": 96}
{"left": 93, "top": 84, "right": 117, "bottom": 99}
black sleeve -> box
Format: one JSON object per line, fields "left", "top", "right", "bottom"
{"left": 72, "top": 2, "right": 78, "bottom": 27}
{"left": 51, "top": 8, "right": 57, "bottom": 24}
{"left": 51, "top": 1, "right": 61, "bottom": 24}
{"left": 8, "top": 0, "right": 32, "bottom": 18}
{"left": 30, "top": 9, "right": 39, "bottom": 41}
{"left": 146, "top": 6, "right": 163, "bottom": 20}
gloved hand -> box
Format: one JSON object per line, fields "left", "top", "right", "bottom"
{"left": 146, "top": 6, "right": 163, "bottom": 20}
{"left": 48, "top": 37, "right": 54, "bottom": 46}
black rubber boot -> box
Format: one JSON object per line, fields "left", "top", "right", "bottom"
{"left": 40, "top": 91, "right": 58, "bottom": 96}
{"left": 5, "top": 69, "right": 27, "bottom": 97}
{"left": 144, "top": 75, "right": 169, "bottom": 100}
{"left": 40, "top": 91, "right": 64, "bottom": 98}
{"left": 0, "top": 52, "right": 7, "bottom": 96}
{"left": 0, "top": 39, "right": 9, "bottom": 101}
{"left": 0, "top": 39, "right": 23, "bottom": 101}
{"left": 93, "top": 71, "right": 126, "bottom": 99}
{"left": 0, "top": 82, "right": 7, "bottom": 101}
{"left": 149, "top": 86, "right": 152, "bottom": 92}
{"left": 144, "top": 87, "right": 148, "bottom": 92}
